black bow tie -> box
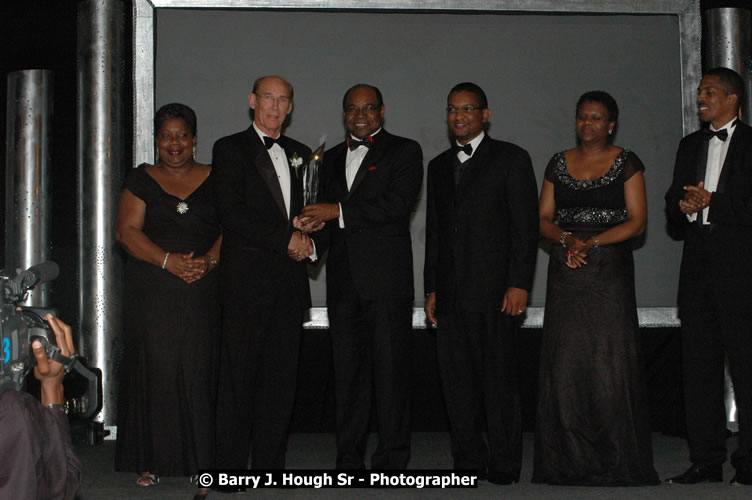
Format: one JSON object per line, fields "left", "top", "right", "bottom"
{"left": 347, "top": 136, "right": 372, "bottom": 151}
{"left": 263, "top": 136, "right": 282, "bottom": 149}
{"left": 453, "top": 143, "right": 473, "bottom": 155}
{"left": 702, "top": 127, "right": 729, "bottom": 142}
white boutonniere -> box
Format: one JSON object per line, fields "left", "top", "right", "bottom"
{"left": 290, "top": 153, "right": 303, "bottom": 169}
{"left": 176, "top": 201, "right": 189, "bottom": 214}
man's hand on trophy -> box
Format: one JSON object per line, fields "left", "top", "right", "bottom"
{"left": 299, "top": 203, "right": 340, "bottom": 228}
{"left": 292, "top": 215, "right": 324, "bottom": 233}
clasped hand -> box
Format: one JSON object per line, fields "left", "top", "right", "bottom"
{"left": 164, "top": 251, "right": 213, "bottom": 283}
{"left": 679, "top": 181, "right": 711, "bottom": 215}
{"left": 563, "top": 234, "right": 596, "bottom": 269}
{"left": 288, "top": 231, "right": 313, "bottom": 261}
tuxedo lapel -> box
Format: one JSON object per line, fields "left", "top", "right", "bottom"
{"left": 332, "top": 145, "right": 349, "bottom": 200}
{"left": 716, "top": 123, "right": 747, "bottom": 194}
{"left": 695, "top": 134, "right": 710, "bottom": 186}
{"left": 284, "top": 141, "right": 304, "bottom": 219}
{"left": 243, "top": 128, "right": 287, "bottom": 220}
{"left": 439, "top": 151, "right": 456, "bottom": 200}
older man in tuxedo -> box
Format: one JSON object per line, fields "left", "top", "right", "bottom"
{"left": 212, "top": 75, "right": 312, "bottom": 470}
{"left": 424, "top": 82, "right": 538, "bottom": 484}
{"left": 299, "top": 84, "right": 423, "bottom": 469}
{"left": 665, "top": 67, "right": 752, "bottom": 486}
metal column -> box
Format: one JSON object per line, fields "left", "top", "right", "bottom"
{"left": 77, "top": 0, "right": 125, "bottom": 426}
{"left": 703, "top": 7, "right": 752, "bottom": 433}
{"left": 4, "top": 70, "right": 54, "bottom": 307}
{"left": 704, "top": 7, "right": 752, "bottom": 121}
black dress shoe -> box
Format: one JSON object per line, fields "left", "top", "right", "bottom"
{"left": 665, "top": 464, "right": 722, "bottom": 484}
{"left": 731, "top": 469, "right": 752, "bottom": 485}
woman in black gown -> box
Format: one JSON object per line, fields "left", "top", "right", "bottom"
{"left": 532, "top": 91, "right": 659, "bottom": 486}
{"left": 114, "top": 103, "right": 221, "bottom": 499}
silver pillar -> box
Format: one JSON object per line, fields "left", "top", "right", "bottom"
{"left": 4, "top": 70, "right": 54, "bottom": 307}
{"left": 703, "top": 7, "right": 751, "bottom": 433}
{"left": 704, "top": 7, "right": 752, "bottom": 121}
{"left": 77, "top": 0, "right": 124, "bottom": 425}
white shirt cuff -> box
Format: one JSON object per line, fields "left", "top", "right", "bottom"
{"left": 309, "top": 240, "right": 318, "bottom": 262}
{"left": 338, "top": 202, "right": 345, "bottom": 228}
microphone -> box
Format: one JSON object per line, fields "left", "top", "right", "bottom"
{"left": 26, "top": 261, "right": 60, "bottom": 284}
{"left": 17, "top": 261, "right": 60, "bottom": 291}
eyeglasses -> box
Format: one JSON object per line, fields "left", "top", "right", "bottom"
{"left": 446, "top": 106, "right": 484, "bottom": 114}
{"left": 345, "top": 104, "right": 381, "bottom": 115}
{"left": 255, "top": 93, "right": 291, "bottom": 105}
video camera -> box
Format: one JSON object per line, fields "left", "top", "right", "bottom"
{"left": 0, "top": 261, "right": 100, "bottom": 419}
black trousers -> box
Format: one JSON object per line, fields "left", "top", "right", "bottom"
{"left": 215, "top": 283, "right": 303, "bottom": 470}
{"left": 435, "top": 300, "right": 522, "bottom": 477}
{"left": 328, "top": 256, "right": 412, "bottom": 469}
{"left": 680, "top": 282, "right": 752, "bottom": 471}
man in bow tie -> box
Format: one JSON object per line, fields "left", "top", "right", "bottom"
{"left": 298, "top": 84, "right": 423, "bottom": 469}
{"left": 423, "top": 82, "right": 538, "bottom": 484}
{"left": 212, "top": 75, "right": 312, "bottom": 471}
{"left": 665, "top": 67, "right": 752, "bottom": 486}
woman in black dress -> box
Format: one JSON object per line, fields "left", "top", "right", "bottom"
{"left": 532, "top": 91, "right": 658, "bottom": 485}
{"left": 114, "top": 103, "right": 220, "bottom": 499}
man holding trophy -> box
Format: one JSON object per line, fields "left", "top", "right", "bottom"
{"left": 298, "top": 84, "right": 423, "bottom": 469}
{"left": 212, "top": 75, "right": 313, "bottom": 472}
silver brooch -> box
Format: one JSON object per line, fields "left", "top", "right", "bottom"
{"left": 176, "top": 201, "right": 189, "bottom": 214}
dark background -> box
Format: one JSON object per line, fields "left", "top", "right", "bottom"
{"left": 1, "top": 0, "right": 748, "bottom": 319}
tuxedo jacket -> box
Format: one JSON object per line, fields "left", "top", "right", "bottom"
{"left": 665, "top": 120, "right": 752, "bottom": 310}
{"left": 212, "top": 127, "right": 312, "bottom": 309}
{"left": 424, "top": 135, "right": 539, "bottom": 312}
{"left": 316, "top": 129, "right": 423, "bottom": 301}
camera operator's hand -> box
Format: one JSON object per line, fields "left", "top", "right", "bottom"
{"left": 33, "top": 314, "right": 76, "bottom": 406}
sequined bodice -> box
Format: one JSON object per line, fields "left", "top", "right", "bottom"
{"left": 545, "top": 149, "right": 643, "bottom": 229}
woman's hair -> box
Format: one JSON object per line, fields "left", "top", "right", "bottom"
{"left": 576, "top": 90, "right": 619, "bottom": 124}
{"left": 155, "top": 102, "right": 197, "bottom": 136}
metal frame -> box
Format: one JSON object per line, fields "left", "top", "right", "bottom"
{"left": 133, "top": 0, "right": 700, "bottom": 328}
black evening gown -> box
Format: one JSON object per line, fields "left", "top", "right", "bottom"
{"left": 532, "top": 150, "right": 659, "bottom": 486}
{"left": 115, "top": 165, "right": 220, "bottom": 476}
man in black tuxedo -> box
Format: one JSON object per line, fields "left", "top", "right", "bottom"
{"left": 665, "top": 67, "right": 752, "bottom": 486}
{"left": 423, "top": 82, "right": 538, "bottom": 484}
{"left": 212, "top": 75, "right": 313, "bottom": 470}
{"left": 299, "top": 84, "right": 423, "bottom": 469}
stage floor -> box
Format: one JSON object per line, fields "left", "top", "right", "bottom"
{"left": 76, "top": 432, "right": 749, "bottom": 499}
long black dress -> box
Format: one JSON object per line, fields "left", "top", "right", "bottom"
{"left": 532, "top": 150, "right": 659, "bottom": 486}
{"left": 115, "top": 165, "right": 220, "bottom": 476}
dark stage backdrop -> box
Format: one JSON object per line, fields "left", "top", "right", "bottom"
{"left": 155, "top": 9, "right": 684, "bottom": 307}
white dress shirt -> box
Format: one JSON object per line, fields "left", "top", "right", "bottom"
{"left": 456, "top": 131, "right": 485, "bottom": 163}
{"left": 253, "top": 122, "right": 291, "bottom": 218}
{"left": 338, "top": 128, "right": 382, "bottom": 228}
{"left": 688, "top": 118, "right": 737, "bottom": 224}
